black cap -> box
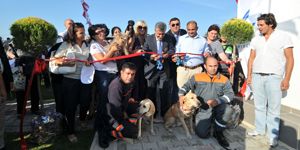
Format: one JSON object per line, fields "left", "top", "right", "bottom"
{"left": 128, "top": 20, "right": 135, "bottom": 26}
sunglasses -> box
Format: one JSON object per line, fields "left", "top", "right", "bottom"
{"left": 138, "top": 26, "right": 147, "bottom": 30}
{"left": 95, "top": 29, "right": 106, "bottom": 35}
{"left": 171, "top": 23, "right": 180, "bottom": 27}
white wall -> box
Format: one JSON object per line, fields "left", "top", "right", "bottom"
{"left": 237, "top": 0, "right": 300, "bottom": 110}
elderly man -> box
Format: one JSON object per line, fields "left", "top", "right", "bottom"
{"left": 179, "top": 56, "right": 234, "bottom": 149}
{"left": 143, "top": 22, "right": 174, "bottom": 121}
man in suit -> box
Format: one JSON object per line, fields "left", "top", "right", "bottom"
{"left": 165, "top": 17, "right": 187, "bottom": 105}
{"left": 166, "top": 17, "right": 187, "bottom": 46}
{"left": 143, "top": 22, "right": 174, "bottom": 121}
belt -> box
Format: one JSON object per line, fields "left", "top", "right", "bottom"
{"left": 256, "top": 73, "right": 275, "bottom": 76}
{"left": 182, "top": 64, "right": 202, "bottom": 69}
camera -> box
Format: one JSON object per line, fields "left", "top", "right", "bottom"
{"left": 126, "top": 20, "right": 135, "bottom": 37}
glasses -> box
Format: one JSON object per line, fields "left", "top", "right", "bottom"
{"left": 95, "top": 29, "right": 106, "bottom": 35}
{"left": 138, "top": 26, "right": 147, "bottom": 30}
{"left": 171, "top": 23, "right": 180, "bottom": 27}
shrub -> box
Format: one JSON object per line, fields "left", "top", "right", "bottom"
{"left": 221, "top": 18, "right": 254, "bottom": 45}
{"left": 10, "top": 17, "right": 57, "bottom": 56}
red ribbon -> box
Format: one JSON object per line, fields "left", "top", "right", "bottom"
{"left": 19, "top": 52, "right": 236, "bottom": 149}
{"left": 19, "top": 59, "right": 47, "bottom": 150}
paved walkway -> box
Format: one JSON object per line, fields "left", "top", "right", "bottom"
{"left": 4, "top": 99, "right": 295, "bottom": 150}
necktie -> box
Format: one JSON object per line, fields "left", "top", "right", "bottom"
{"left": 156, "top": 40, "right": 163, "bottom": 70}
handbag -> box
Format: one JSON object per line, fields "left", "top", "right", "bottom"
{"left": 49, "top": 43, "right": 76, "bottom": 74}
{"left": 12, "top": 66, "right": 26, "bottom": 91}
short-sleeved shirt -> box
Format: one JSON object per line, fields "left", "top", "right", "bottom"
{"left": 176, "top": 34, "right": 210, "bottom": 67}
{"left": 90, "top": 40, "right": 118, "bottom": 74}
{"left": 209, "top": 39, "right": 224, "bottom": 55}
{"left": 250, "top": 30, "right": 293, "bottom": 76}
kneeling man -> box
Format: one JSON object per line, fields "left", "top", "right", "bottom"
{"left": 178, "top": 57, "right": 234, "bottom": 149}
{"left": 98, "top": 62, "right": 139, "bottom": 148}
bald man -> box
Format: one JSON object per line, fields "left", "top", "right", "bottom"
{"left": 57, "top": 18, "right": 74, "bottom": 43}
{"left": 178, "top": 57, "right": 234, "bottom": 149}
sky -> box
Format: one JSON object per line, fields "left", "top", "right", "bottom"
{"left": 0, "top": 0, "right": 237, "bottom": 39}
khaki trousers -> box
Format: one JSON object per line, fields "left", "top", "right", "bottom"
{"left": 176, "top": 66, "right": 203, "bottom": 88}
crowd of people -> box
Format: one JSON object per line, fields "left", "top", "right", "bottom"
{"left": 0, "top": 13, "right": 294, "bottom": 149}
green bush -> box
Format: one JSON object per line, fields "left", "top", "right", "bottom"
{"left": 220, "top": 18, "right": 254, "bottom": 45}
{"left": 10, "top": 17, "right": 57, "bottom": 56}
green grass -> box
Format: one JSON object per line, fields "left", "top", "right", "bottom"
{"left": 5, "top": 130, "right": 95, "bottom": 150}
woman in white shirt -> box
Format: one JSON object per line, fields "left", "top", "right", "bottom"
{"left": 88, "top": 24, "right": 121, "bottom": 146}
{"left": 54, "top": 22, "right": 91, "bottom": 143}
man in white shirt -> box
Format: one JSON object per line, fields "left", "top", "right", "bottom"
{"left": 247, "top": 13, "right": 294, "bottom": 148}
{"left": 174, "top": 20, "right": 211, "bottom": 88}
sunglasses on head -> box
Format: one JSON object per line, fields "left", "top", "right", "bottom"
{"left": 138, "top": 26, "right": 147, "bottom": 30}
{"left": 171, "top": 23, "right": 180, "bottom": 27}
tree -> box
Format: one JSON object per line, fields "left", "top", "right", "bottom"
{"left": 221, "top": 18, "right": 254, "bottom": 83}
{"left": 10, "top": 17, "right": 57, "bottom": 56}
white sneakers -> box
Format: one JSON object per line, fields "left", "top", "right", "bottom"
{"left": 247, "top": 130, "right": 278, "bottom": 148}
{"left": 269, "top": 138, "right": 278, "bottom": 147}
{"left": 247, "top": 130, "right": 263, "bottom": 136}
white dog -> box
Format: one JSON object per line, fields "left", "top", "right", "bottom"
{"left": 137, "top": 99, "right": 156, "bottom": 139}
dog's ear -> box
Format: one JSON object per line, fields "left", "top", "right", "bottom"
{"left": 149, "top": 101, "right": 156, "bottom": 115}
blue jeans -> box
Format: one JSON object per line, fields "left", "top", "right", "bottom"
{"left": 252, "top": 73, "right": 282, "bottom": 140}
{"left": 94, "top": 71, "right": 116, "bottom": 108}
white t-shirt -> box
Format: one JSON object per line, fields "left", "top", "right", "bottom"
{"left": 250, "top": 30, "right": 293, "bottom": 76}
{"left": 90, "top": 40, "right": 117, "bottom": 73}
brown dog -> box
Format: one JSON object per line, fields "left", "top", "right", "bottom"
{"left": 137, "top": 99, "right": 156, "bottom": 139}
{"left": 108, "top": 34, "right": 130, "bottom": 56}
{"left": 163, "top": 91, "right": 201, "bottom": 138}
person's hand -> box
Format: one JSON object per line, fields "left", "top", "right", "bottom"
{"left": 204, "top": 52, "right": 211, "bottom": 57}
{"left": 154, "top": 55, "right": 161, "bottom": 61}
{"left": 128, "top": 98, "right": 138, "bottom": 104}
{"left": 162, "top": 53, "right": 169, "bottom": 59}
{"left": 150, "top": 54, "right": 160, "bottom": 61}
{"left": 225, "top": 59, "right": 232, "bottom": 64}
{"left": 62, "top": 58, "right": 76, "bottom": 66}
{"left": 171, "top": 55, "right": 177, "bottom": 62}
{"left": 281, "top": 78, "right": 290, "bottom": 91}
{"left": 135, "top": 49, "right": 144, "bottom": 53}
{"left": 84, "top": 60, "right": 91, "bottom": 66}
{"left": 110, "top": 44, "right": 121, "bottom": 52}
{"left": 206, "top": 99, "right": 218, "bottom": 107}
{"left": 246, "top": 76, "right": 252, "bottom": 85}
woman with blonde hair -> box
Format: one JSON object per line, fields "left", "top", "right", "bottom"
{"left": 130, "top": 20, "right": 148, "bottom": 101}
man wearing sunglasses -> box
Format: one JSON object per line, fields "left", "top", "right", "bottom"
{"left": 166, "top": 17, "right": 187, "bottom": 46}
{"left": 166, "top": 17, "right": 187, "bottom": 108}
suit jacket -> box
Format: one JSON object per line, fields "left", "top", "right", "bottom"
{"left": 143, "top": 34, "right": 174, "bottom": 79}
{"left": 166, "top": 29, "right": 187, "bottom": 47}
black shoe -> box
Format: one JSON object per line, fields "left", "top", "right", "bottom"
{"left": 98, "top": 139, "right": 109, "bottom": 148}
{"left": 0, "top": 145, "right": 5, "bottom": 150}
{"left": 98, "top": 131, "right": 109, "bottom": 148}
{"left": 31, "top": 110, "right": 41, "bottom": 115}
{"left": 213, "top": 131, "right": 230, "bottom": 149}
